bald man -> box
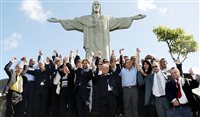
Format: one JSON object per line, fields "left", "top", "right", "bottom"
{"left": 166, "top": 67, "right": 199, "bottom": 117}
{"left": 4, "top": 57, "right": 27, "bottom": 117}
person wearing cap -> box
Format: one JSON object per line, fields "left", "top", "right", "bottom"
{"left": 4, "top": 57, "right": 27, "bottom": 117}
{"left": 93, "top": 63, "right": 117, "bottom": 117}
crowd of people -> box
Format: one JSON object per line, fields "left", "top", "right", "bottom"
{"left": 3, "top": 48, "right": 200, "bottom": 117}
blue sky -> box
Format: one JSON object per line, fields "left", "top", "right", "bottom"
{"left": 1, "top": 0, "right": 199, "bottom": 79}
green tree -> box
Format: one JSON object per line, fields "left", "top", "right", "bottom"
{"left": 153, "top": 26, "right": 198, "bottom": 63}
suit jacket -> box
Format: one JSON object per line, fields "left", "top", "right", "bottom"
{"left": 74, "top": 68, "right": 93, "bottom": 101}
{"left": 4, "top": 61, "right": 27, "bottom": 93}
{"left": 166, "top": 77, "right": 199, "bottom": 110}
{"left": 93, "top": 74, "right": 117, "bottom": 98}
{"left": 143, "top": 74, "right": 154, "bottom": 105}
{"left": 110, "top": 64, "right": 122, "bottom": 95}
{"left": 138, "top": 72, "right": 169, "bottom": 105}
{"left": 27, "top": 60, "right": 55, "bottom": 89}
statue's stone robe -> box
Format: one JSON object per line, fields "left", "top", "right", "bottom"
{"left": 59, "top": 15, "right": 133, "bottom": 60}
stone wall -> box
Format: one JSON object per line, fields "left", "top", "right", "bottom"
{"left": 0, "top": 96, "right": 6, "bottom": 117}
{"left": 0, "top": 79, "right": 8, "bottom": 117}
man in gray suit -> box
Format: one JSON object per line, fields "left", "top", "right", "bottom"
{"left": 4, "top": 57, "right": 27, "bottom": 117}
{"left": 141, "top": 61, "right": 169, "bottom": 117}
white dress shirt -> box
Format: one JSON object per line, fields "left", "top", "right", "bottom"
{"left": 171, "top": 77, "right": 188, "bottom": 104}
{"left": 152, "top": 71, "right": 167, "bottom": 97}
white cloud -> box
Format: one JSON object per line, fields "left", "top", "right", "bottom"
{"left": 158, "top": 8, "right": 168, "bottom": 15}
{"left": 21, "top": 0, "right": 51, "bottom": 23}
{"left": 137, "top": 0, "right": 157, "bottom": 11}
{"left": 4, "top": 33, "right": 22, "bottom": 51}
{"left": 137, "top": 0, "right": 167, "bottom": 15}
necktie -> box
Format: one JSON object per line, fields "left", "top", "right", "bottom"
{"left": 176, "top": 79, "right": 182, "bottom": 98}
{"left": 156, "top": 73, "right": 164, "bottom": 94}
{"left": 17, "top": 75, "right": 23, "bottom": 93}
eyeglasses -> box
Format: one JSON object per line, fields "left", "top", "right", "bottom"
{"left": 152, "top": 66, "right": 158, "bottom": 68}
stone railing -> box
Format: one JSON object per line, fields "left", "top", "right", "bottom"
{"left": 0, "top": 95, "right": 6, "bottom": 117}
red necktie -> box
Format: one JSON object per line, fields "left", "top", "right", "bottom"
{"left": 176, "top": 79, "right": 182, "bottom": 98}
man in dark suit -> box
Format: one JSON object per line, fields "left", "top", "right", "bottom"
{"left": 58, "top": 65, "right": 75, "bottom": 117}
{"left": 74, "top": 59, "right": 93, "bottom": 117}
{"left": 26, "top": 57, "right": 55, "bottom": 117}
{"left": 110, "top": 51, "right": 123, "bottom": 116}
{"left": 23, "top": 58, "right": 37, "bottom": 117}
{"left": 4, "top": 57, "right": 27, "bottom": 117}
{"left": 166, "top": 67, "right": 199, "bottom": 117}
{"left": 93, "top": 63, "right": 117, "bottom": 117}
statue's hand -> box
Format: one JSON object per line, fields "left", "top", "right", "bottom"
{"left": 132, "top": 14, "right": 146, "bottom": 20}
{"left": 47, "top": 18, "right": 60, "bottom": 23}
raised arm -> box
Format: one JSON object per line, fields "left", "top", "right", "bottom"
{"left": 4, "top": 57, "right": 17, "bottom": 77}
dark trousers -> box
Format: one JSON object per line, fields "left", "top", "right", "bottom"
{"left": 23, "top": 81, "right": 36, "bottom": 117}
{"left": 145, "top": 104, "right": 157, "bottom": 117}
{"left": 138, "top": 86, "right": 145, "bottom": 117}
{"left": 51, "top": 85, "right": 60, "bottom": 117}
{"left": 59, "top": 87, "right": 70, "bottom": 117}
{"left": 76, "top": 91, "right": 90, "bottom": 117}
{"left": 6, "top": 90, "right": 23, "bottom": 117}
{"left": 32, "top": 87, "right": 49, "bottom": 117}
{"left": 91, "top": 84, "right": 99, "bottom": 116}
{"left": 167, "top": 105, "right": 192, "bottom": 117}
{"left": 123, "top": 87, "right": 138, "bottom": 117}
{"left": 98, "top": 93, "right": 116, "bottom": 117}
{"left": 116, "top": 88, "right": 124, "bottom": 115}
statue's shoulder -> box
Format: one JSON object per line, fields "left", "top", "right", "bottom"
{"left": 73, "top": 15, "right": 91, "bottom": 23}
{"left": 101, "top": 15, "right": 109, "bottom": 19}
{"left": 78, "top": 15, "right": 92, "bottom": 20}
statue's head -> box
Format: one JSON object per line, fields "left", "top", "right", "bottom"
{"left": 92, "top": 0, "right": 101, "bottom": 15}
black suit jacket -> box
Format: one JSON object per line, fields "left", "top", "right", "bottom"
{"left": 74, "top": 68, "right": 93, "bottom": 101}
{"left": 166, "top": 77, "right": 199, "bottom": 110}
{"left": 27, "top": 60, "right": 55, "bottom": 89}
{"left": 110, "top": 64, "right": 122, "bottom": 96}
{"left": 93, "top": 74, "right": 117, "bottom": 98}
{"left": 4, "top": 61, "right": 27, "bottom": 93}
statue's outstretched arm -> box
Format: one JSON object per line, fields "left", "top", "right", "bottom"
{"left": 132, "top": 14, "right": 146, "bottom": 20}
{"left": 47, "top": 18, "right": 61, "bottom": 23}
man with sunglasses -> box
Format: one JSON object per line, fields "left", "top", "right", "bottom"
{"left": 143, "top": 61, "right": 169, "bottom": 117}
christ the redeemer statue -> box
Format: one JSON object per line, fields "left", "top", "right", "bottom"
{"left": 47, "top": 0, "right": 146, "bottom": 60}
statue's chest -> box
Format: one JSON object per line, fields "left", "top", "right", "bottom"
{"left": 90, "top": 16, "right": 107, "bottom": 27}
